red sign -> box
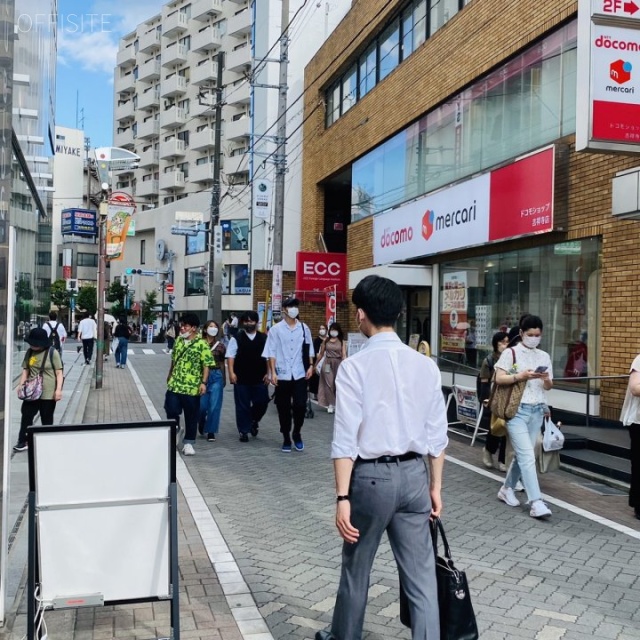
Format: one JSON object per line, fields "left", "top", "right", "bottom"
{"left": 325, "top": 286, "right": 337, "bottom": 326}
{"left": 165, "top": 283, "right": 175, "bottom": 293}
{"left": 295, "top": 252, "right": 347, "bottom": 299}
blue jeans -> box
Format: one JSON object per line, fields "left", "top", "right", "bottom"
{"left": 233, "top": 383, "right": 270, "bottom": 436}
{"left": 505, "top": 403, "right": 545, "bottom": 502}
{"left": 115, "top": 337, "right": 129, "bottom": 366}
{"left": 165, "top": 390, "right": 200, "bottom": 445}
{"left": 199, "top": 369, "right": 224, "bottom": 435}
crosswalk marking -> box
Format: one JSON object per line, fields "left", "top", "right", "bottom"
{"left": 142, "top": 348, "right": 155, "bottom": 355}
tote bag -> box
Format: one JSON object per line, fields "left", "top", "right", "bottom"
{"left": 488, "top": 348, "right": 526, "bottom": 420}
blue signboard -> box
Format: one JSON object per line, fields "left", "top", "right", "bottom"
{"left": 61, "top": 208, "right": 98, "bottom": 237}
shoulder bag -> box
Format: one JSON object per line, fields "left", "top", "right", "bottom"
{"left": 488, "top": 347, "right": 526, "bottom": 420}
{"left": 18, "top": 348, "right": 51, "bottom": 401}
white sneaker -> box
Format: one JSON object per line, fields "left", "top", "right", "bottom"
{"left": 182, "top": 443, "right": 195, "bottom": 456}
{"left": 327, "top": 405, "right": 334, "bottom": 414}
{"left": 515, "top": 481, "right": 525, "bottom": 492}
{"left": 482, "top": 449, "right": 494, "bottom": 469}
{"left": 530, "top": 500, "right": 552, "bottom": 519}
{"left": 498, "top": 462, "right": 507, "bottom": 472}
{"left": 497, "top": 486, "right": 520, "bottom": 507}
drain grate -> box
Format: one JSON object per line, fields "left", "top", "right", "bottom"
{"left": 572, "top": 482, "right": 627, "bottom": 496}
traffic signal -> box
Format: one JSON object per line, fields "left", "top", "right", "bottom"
{"left": 168, "top": 295, "right": 176, "bottom": 310}
{"left": 125, "top": 268, "right": 143, "bottom": 275}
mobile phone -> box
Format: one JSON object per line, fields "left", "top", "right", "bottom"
{"left": 535, "top": 366, "right": 548, "bottom": 373}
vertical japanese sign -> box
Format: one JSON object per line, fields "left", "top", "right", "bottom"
{"left": 253, "top": 179, "right": 272, "bottom": 220}
{"left": 440, "top": 272, "right": 467, "bottom": 354}
{"left": 106, "top": 192, "right": 136, "bottom": 261}
{"left": 325, "top": 285, "right": 337, "bottom": 327}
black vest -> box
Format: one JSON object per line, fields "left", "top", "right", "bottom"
{"left": 234, "top": 331, "right": 268, "bottom": 385}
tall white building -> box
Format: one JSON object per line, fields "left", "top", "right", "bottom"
{"left": 111, "top": 0, "right": 350, "bottom": 319}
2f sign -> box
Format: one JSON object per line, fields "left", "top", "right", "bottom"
{"left": 602, "top": 0, "right": 640, "bottom": 15}
{"left": 303, "top": 261, "right": 341, "bottom": 276}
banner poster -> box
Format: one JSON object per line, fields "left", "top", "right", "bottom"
{"left": 106, "top": 203, "right": 135, "bottom": 260}
{"left": 454, "top": 384, "right": 478, "bottom": 427}
{"left": 325, "top": 286, "right": 337, "bottom": 327}
{"left": 440, "top": 272, "right": 467, "bottom": 354}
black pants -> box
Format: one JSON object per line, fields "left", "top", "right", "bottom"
{"left": 485, "top": 432, "right": 507, "bottom": 463}
{"left": 630, "top": 426, "right": 640, "bottom": 509}
{"left": 274, "top": 377, "right": 308, "bottom": 444}
{"left": 82, "top": 339, "right": 94, "bottom": 362}
{"left": 18, "top": 399, "right": 57, "bottom": 446}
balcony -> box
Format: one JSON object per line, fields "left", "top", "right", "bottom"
{"left": 161, "top": 74, "right": 187, "bottom": 97}
{"left": 228, "top": 9, "right": 252, "bottom": 38}
{"left": 162, "top": 43, "right": 188, "bottom": 67}
{"left": 225, "top": 117, "right": 250, "bottom": 142}
{"left": 159, "top": 138, "right": 186, "bottom": 159}
{"left": 138, "top": 118, "right": 160, "bottom": 139}
{"left": 139, "top": 29, "right": 161, "bottom": 54}
{"left": 225, "top": 152, "right": 249, "bottom": 175}
{"left": 226, "top": 81, "right": 250, "bottom": 106}
{"left": 191, "top": 101, "right": 215, "bottom": 118}
{"left": 137, "top": 179, "right": 159, "bottom": 197}
{"left": 226, "top": 44, "right": 252, "bottom": 73}
{"left": 190, "top": 162, "right": 214, "bottom": 183}
{"left": 114, "top": 127, "right": 134, "bottom": 149}
{"left": 138, "top": 86, "right": 160, "bottom": 110}
{"left": 138, "top": 58, "right": 161, "bottom": 82}
{"left": 191, "top": 127, "right": 215, "bottom": 150}
{"left": 115, "top": 70, "right": 136, "bottom": 94}
{"left": 191, "top": 0, "right": 223, "bottom": 21}
{"left": 160, "top": 106, "right": 188, "bottom": 129}
{"left": 115, "top": 99, "right": 135, "bottom": 122}
{"left": 227, "top": 0, "right": 246, "bottom": 4}
{"left": 192, "top": 26, "right": 222, "bottom": 53}
{"left": 160, "top": 170, "right": 186, "bottom": 190}
{"left": 162, "top": 11, "right": 188, "bottom": 38}
{"left": 191, "top": 60, "right": 218, "bottom": 86}
{"left": 116, "top": 45, "right": 137, "bottom": 67}
{"left": 137, "top": 147, "right": 160, "bottom": 168}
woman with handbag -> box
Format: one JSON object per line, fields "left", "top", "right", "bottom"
{"left": 494, "top": 315, "right": 554, "bottom": 519}
{"left": 317, "top": 322, "right": 346, "bottom": 414}
{"left": 620, "top": 356, "right": 640, "bottom": 520}
{"left": 13, "top": 328, "right": 64, "bottom": 452}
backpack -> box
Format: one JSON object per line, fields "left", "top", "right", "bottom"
{"left": 48, "top": 321, "right": 62, "bottom": 352}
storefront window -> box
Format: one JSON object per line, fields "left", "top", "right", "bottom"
{"left": 439, "top": 239, "right": 601, "bottom": 385}
{"left": 185, "top": 267, "right": 206, "bottom": 296}
{"left": 185, "top": 224, "right": 207, "bottom": 255}
{"left": 222, "top": 264, "right": 251, "bottom": 295}
{"left": 221, "top": 219, "right": 249, "bottom": 250}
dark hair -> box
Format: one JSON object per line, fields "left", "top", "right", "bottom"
{"left": 119, "top": 317, "right": 126, "bottom": 324}
{"left": 520, "top": 314, "right": 543, "bottom": 332}
{"left": 507, "top": 327, "right": 521, "bottom": 347}
{"left": 49, "top": 311, "right": 57, "bottom": 321}
{"left": 180, "top": 313, "right": 200, "bottom": 328}
{"left": 328, "top": 322, "right": 344, "bottom": 342}
{"left": 352, "top": 275, "right": 403, "bottom": 327}
{"left": 491, "top": 331, "right": 509, "bottom": 352}
{"left": 240, "top": 310, "right": 259, "bottom": 323}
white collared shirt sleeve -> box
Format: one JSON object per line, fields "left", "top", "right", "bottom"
{"left": 304, "top": 324, "right": 315, "bottom": 359}
{"left": 331, "top": 359, "right": 363, "bottom": 460}
{"left": 262, "top": 330, "right": 276, "bottom": 360}
{"left": 226, "top": 338, "right": 239, "bottom": 359}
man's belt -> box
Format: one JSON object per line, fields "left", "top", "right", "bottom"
{"left": 356, "top": 452, "right": 421, "bottom": 464}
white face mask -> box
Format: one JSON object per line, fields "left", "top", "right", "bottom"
{"left": 330, "top": 330, "right": 339, "bottom": 338}
{"left": 319, "top": 329, "right": 327, "bottom": 337}
{"left": 522, "top": 335, "right": 541, "bottom": 349}
{"left": 180, "top": 331, "right": 191, "bottom": 340}
{"left": 207, "top": 327, "right": 218, "bottom": 337}
{"left": 286, "top": 307, "right": 299, "bottom": 319}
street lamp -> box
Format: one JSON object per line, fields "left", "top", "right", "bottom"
{"left": 93, "top": 147, "right": 140, "bottom": 390}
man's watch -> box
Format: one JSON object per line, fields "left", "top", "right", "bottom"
{"left": 336, "top": 495, "right": 349, "bottom": 502}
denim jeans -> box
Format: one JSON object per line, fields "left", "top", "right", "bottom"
{"left": 115, "top": 337, "right": 129, "bottom": 366}
{"left": 199, "top": 369, "right": 224, "bottom": 435}
{"left": 505, "top": 403, "right": 545, "bottom": 502}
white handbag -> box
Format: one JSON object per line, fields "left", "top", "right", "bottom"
{"left": 542, "top": 417, "right": 564, "bottom": 452}
{"left": 315, "top": 355, "right": 326, "bottom": 376}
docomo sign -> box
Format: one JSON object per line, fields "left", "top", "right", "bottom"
{"left": 295, "top": 252, "right": 347, "bottom": 295}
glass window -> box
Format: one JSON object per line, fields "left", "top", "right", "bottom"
{"left": 37, "top": 252, "right": 51, "bottom": 266}
{"left": 414, "top": 0, "right": 427, "bottom": 49}
{"left": 401, "top": 6, "right": 414, "bottom": 59}
{"left": 76, "top": 253, "right": 98, "bottom": 267}
{"left": 430, "top": 0, "right": 460, "bottom": 35}
{"left": 140, "top": 239, "right": 146, "bottom": 264}
{"left": 221, "top": 219, "right": 249, "bottom": 250}
{"left": 359, "top": 44, "right": 377, "bottom": 98}
{"left": 342, "top": 65, "right": 357, "bottom": 114}
{"left": 378, "top": 20, "right": 400, "bottom": 81}
{"left": 231, "top": 264, "right": 251, "bottom": 295}
{"left": 185, "top": 266, "right": 206, "bottom": 296}
{"left": 438, "top": 239, "right": 601, "bottom": 385}
{"left": 186, "top": 224, "right": 207, "bottom": 255}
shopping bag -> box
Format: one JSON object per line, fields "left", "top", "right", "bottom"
{"left": 399, "top": 518, "right": 479, "bottom": 640}
{"left": 542, "top": 417, "right": 564, "bottom": 452}
{"left": 535, "top": 429, "right": 561, "bottom": 474}
{"left": 490, "top": 414, "right": 507, "bottom": 437}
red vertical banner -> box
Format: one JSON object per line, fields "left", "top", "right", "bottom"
{"left": 325, "top": 286, "right": 337, "bottom": 327}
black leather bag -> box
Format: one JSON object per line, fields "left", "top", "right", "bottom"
{"left": 399, "top": 518, "right": 479, "bottom": 640}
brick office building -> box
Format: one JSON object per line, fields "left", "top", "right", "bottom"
{"left": 300, "top": 0, "right": 640, "bottom": 420}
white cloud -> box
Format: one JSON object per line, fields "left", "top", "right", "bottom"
{"left": 58, "top": 28, "right": 119, "bottom": 76}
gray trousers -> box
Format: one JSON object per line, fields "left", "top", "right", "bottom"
{"left": 331, "top": 457, "right": 439, "bottom": 640}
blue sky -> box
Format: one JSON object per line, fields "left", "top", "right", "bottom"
{"left": 56, "top": 0, "right": 165, "bottom": 148}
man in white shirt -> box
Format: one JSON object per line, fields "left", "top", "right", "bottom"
{"left": 262, "top": 297, "right": 315, "bottom": 452}
{"left": 77, "top": 314, "right": 97, "bottom": 365}
{"left": 317, "top": 275, "right": 448, "bottom": 640}
{"left": 43, "top": 310, "right": 67, "bottom": 356}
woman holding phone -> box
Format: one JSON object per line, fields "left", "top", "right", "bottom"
{"left": 494, "top": 314, "right": 554, "bottom": 519}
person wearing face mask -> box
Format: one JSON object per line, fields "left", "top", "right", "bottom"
{"left": 308, "top": 325, "right": 327, "bottom": 400}
{"left": 13, "top": 328, "right": 64, "bottom": 452}
{"left": 315, "top": 275, "right": 448, "bottom": 640}
{"left": 317, "top": 322, "right": 347, "bottom": 413}
{"left": 262, "top": 297, "right": 315, "bottom": 452}
{"left": 477, "top": 331, "right": 509, "bottom": 470}
{"left": 165, "top": 313, "right": 214, "bottom": 456}
{"left": 226, "top": 311, "right": 270, "bottom": 442}
{"left": 494, "top": 314, "right": 554, "bottom": 519}
{"left": 198, "top": 321, "right": 226, "bottom": 442}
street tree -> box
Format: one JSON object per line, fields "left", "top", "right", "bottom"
{"left": 141, "top": 290, "right": 158, "bottom": 325}
{"left": 106, "top": 280, "right": 132, "bottom": 319}
{"left": 50, "top": 279, "right": 71, "bottom": 310}
{"left": 76, "top": 285, "right": 97, "bottom": 316}
{"left": 15, "top": 277, "right": 34, "bottom": 322}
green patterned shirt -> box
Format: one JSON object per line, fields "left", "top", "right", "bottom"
{"left": 167, "top": 336, "right": 214, "bottom": 396}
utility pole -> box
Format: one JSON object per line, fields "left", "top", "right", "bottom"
{"left": 207, "top": 50, "right": 225, "bottom": 321}
{"left": 271, "top": 0, "right": 289, "bottom": 317}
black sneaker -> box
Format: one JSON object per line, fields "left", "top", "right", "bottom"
{"left": 239, "top": 434, "right": 249, "bottom": 443}
{"left": 251, "top": 422, "right": 259, "bottom": 437}
{"left": 207, "top": 433, "right": 216, "bottom": 442}
{"left": 13, "top": 443, "right": 27, "bottom": 452}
